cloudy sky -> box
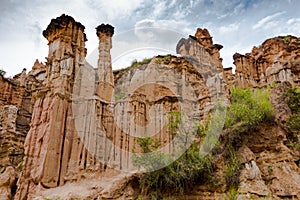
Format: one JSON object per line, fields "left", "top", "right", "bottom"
{"left": 0, "top": 0, "right": 300, "bottom": 76}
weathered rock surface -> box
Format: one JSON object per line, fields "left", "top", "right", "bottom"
{"left": 0, "top": 166, "right": 15, "bottom": 200}
{"left": 177, "top": 28, "right": 223, "bottom": 73}
{"left": 0, "top": 59, "right": 45, "bottom": 199}
{"left": 233, "top": 35, "right": 300, "bottom": 88}
{"left": 0, "top": 14, "right": 299, "bottom": 200}
{"left": 15, "top": 14, "right": 106, "bottom": 200}
{"left": 111, "top": 55, "right": 214, "bottom": 171}
{"left": 96, "top": 23, "right": 115, "bottom": 103}
{"left": 12, "top": 15, "right": 229, "bottom": 199}
{"left": 237, "top": 122, "right": 300, "bottom": 199}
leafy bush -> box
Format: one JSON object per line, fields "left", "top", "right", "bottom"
{"left": 227, "top": 187, "right": 238, "bottom": 200}
{"left": 156, "top": 55, "right": 172, "bottom": 64}
{"left": 282, "top": 35, "right": 292, "bottom": 43}
{"left": 287, "top": 142, "right": 300, "bottom": 150}
{"left": 284, "top": 86, "right": 300, "bottom": 132}
{"left": 133, "top": 140, "right": 215, "bottom": 195}
{"left": 132, "top": 111, "right": 216, "bottom": 195}
{"left": 225, "top": 87, "right": 274, "bottom": 130}
{"left": 286, "top": 114, "right": 300, "bottom": 131}
{"left": 222, "top": 88, "right": 271, "bottom": 194}
{"left": 167, "top": 110, "right": 182, "bottom": 136}
{"left": 224, "top": 147, "right": 241, "bottom": 189}
{"left": 284, "top": 86, "right": 300, "bottom": 113}
{"left": 130, "top": 58, "right": 152, "bottom": 68}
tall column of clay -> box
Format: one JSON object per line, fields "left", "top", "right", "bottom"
{"left": 93, "top": 24, "right": 116, "bottom": 171}
{"left": 95, "top": 24, "right": 115, "bottom": 103}
{"left": 15, "top": 14, "right": 87, "bottom": 200}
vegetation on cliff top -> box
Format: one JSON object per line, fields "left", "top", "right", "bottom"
{"left": 225, "top": 87, "right": 274, "bottom": 131}
{"left": 130, "top": 58, "right": 152, "bottom": 68}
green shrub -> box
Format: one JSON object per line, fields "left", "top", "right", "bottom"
{"left": 287, "top": 142, "right": 300, "bottom": 150}
{"left": 156, "top": 55, "right": 172, "bottom": 64}
{"left": 130, "top": 58, "right": 152, "bottom": 68}
{"left": 225, "top": 87, "right": 274, "bottom": 130}
{"left": 286, "top": 114, "right": 300, "bottom": 131}
{"left": 132, "top": 111, "right": 216, "bottom": 196}
{"left": 284, "top": 87, "right": 300, "bottom": 113}
{"left": 227, "top": 187, "right": 238, "bottom": 200}
{"left": 224, "top": 87, "right": 272, "bottom": 191}
{"left": 115, "top": 92, "right": 125, "bottom": 101}
{"left": 282, "top": 35, "right": 292, "bottom": 43}
{"left": 284, "top": 86, "right": 300, "bottom": 132}
{"left": 224, "top": 148, "right": 241, "bottom": 190}
{"left": 133, "top": 195, "right": 143, "bottom": 200}
{"left": 163, "top": 55, "right": 171, "bottom": 63}
{"left": 133, "top": 141, "right": 215, "bottom": 195}
{"left": 167, "top": 111, "right": 182, "bottom": 136}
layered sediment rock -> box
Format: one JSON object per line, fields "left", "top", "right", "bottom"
{"left": 0, "top": 61, "right": 45, "bottom": 199}
{"left": 176, "top": 28, "right": 226, "bottom": 99}
{"left": 0, "top": 166, "right": 15, "bottom": 200}
{"left": 12, "top": 14, "right": 229, "bottom": 199}
{"left": 15, "top": 14, "right": 94, "bottom": 199}
{"left": 236, "top": 83, "right": 300, "bottom": 199}
{"left": 15, "top": 14, "right": 119, "bottom": 200}
{"left": 234, "top": 35, "right": 300, "bottom": 88}
{"left": 95, "top": 23, "right": 115, "bottom": 102}
{"left": 1, "top": 14, "right": 299, "bottom": 200}
{"left": 177, "top": 28, "right": 223, "bottom": 72}
{"left": 112, "top": 55, "right": 212, "bottom": 171}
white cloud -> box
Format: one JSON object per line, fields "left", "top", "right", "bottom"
{"left": 88, "top": 0, "right": 144, "bottom": 20}
{"left": 219, "top": 23, "right": 239, "bottom": 34}
{"left": 113, "top": 48, "right": 173, "bottom": 70}
{"left": 134, "top": 19, "right": 192, "bottom": 35}
{"left": 220, "top": 44, "right": 244, "bottom": 68}
{"left": 1, "top": 0, "right": 300, "bottom": 77}
{"left": 264, "top": 21, "right": 278, "bottom": 30}
{"left": 287, "top": 18, "right": 300, "bottom": 25}
{"left": 87, "top": 18, "right": 190, "bottom": 69}
{"left": 168, "top": 0, "right": 178, "bottom": 7}
{"left": 253, "top": 12, "right": 285, "bottom": 30}
{"left": 152, "top": 1, "right": 167, "bottom": 18}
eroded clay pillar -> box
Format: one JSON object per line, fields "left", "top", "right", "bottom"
{"left": 43, "top": 14, "right": 87, "bottom": 95}
{"left": 15, "top": 14, "right": 87, "bottom": 200}
{"left": 95, "top": 24, "right": 115, "bottom": 103}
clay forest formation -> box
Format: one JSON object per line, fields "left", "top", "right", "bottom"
{"left": 0, "top": 14, "right": 300, "bottom": 200}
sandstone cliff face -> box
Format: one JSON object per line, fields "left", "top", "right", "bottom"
{"left": 229, "top": 41, "right": 300, "bottom": 199}
{"left": 15, "top": 14, "right": 102, "bottom": 200}
{"left": 1, "top": 14, "right": 299, "bottom": 200}
{"left": 221, "top": 34, "right": 300, "bottom": 198}
{"left": 112, "top": 55, "right": 221, "bottom": 172}
{"left": 108, "top": 28, "right": 228, "bottom": 173}
{"left": 12, "top": 15, "right": 228, "bottom": 199}
{"left": 235, "top": 83, "right": 300, "bottom": 199}
{"left": 233, "top": 35, "right": 300, "bottom": 88}
{"left": 0, "top": 60, "right": 45, "bottom": 200}
{"left": 177, "top": 28, "right": 223, "bottom": 73}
